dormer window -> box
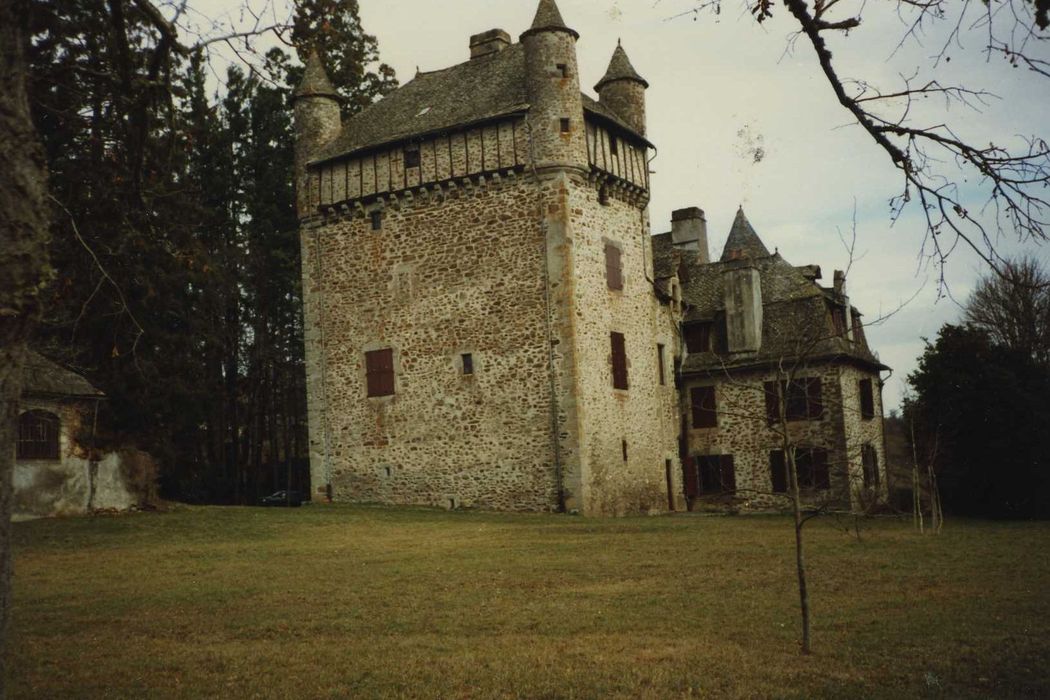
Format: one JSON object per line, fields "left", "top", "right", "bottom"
{"left": 404, "top": 146, "right": 421, "bottom": 169}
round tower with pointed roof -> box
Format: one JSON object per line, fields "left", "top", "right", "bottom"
{"left": 521, "top": 0, "right": 588, "bottom": 171}
{"left": 595, "top": 41, "right": 648, "bottom": 137}
{"left": 293, "top": 50, "right": 342, "bottom": 217}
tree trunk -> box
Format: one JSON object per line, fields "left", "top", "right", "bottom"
{"left": 0, "top": 0, "right": 52, "bottom": 689}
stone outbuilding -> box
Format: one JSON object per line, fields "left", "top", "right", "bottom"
{"left": 294, "top": 0, "right": 888, "bottom": 515}
{"left": 13, "top": 352, "right": 153, "bottom": 518}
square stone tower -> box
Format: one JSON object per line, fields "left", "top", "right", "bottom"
{"left": 294, "top": 0, "right": 681, "bottom": 515}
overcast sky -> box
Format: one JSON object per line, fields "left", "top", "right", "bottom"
{"left": 195, "top": 0, "right": 1049, "bottom": 410}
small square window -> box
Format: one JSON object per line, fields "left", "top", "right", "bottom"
{"left": 370, "top": 211, "right": 382, "bottom": 231}
{"left": 556, "top": 63, "right": 568, "bottom": 78}
{"left": 462, "top": 353, "right": 474, "bottom": 375}
{"left": 404, "top": 147, "right": 420, "bottom": 169}
{"left": 560, "top": 118, "right": 571, "bottom": 134}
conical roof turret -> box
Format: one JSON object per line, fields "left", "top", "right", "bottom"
{"left": 595, "top": 41, "right": 648, "bottom": 91}
{"left": 720, "top": 207, "right": 771, "bottom": 262}
{"left": 521, "top": 0, "right": 579, "bottom": 39}
{"left": 293, "top": 49, "right": 340, "bottom": 101}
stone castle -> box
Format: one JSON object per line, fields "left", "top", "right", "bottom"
{"left": 293, "top": 0, "right": 888, "bottom": 515}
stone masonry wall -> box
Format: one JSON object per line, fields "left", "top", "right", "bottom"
{"left": 564, "top": 179, "right": 680, "bottom": 515}
{"left": 681, "top": 364, "right": 854, "bottom": 510}
{"left": 302, "top": 176, "right": 561, "bottom": 511}
{"left": 837, "top": 363, "right": 888, "bottom": 508}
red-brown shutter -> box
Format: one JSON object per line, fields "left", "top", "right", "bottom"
{"left": 859, "top": 379, "right": 875, "bottom": 419}
{"left": 365, "top": 348, "right": 395, "bottom": 397}
{"left": 691, "top": 386, "right": 717, "bottom": 428}
{"left": 682, "top": 456, "right": 698, "bottom": 498}
{"left": 764, "top": 382, "right": 779, "bottom": 425}
{"left": 806, "top": 377, "right": 824, "bottom": 419}
{"left": 605, "top": 243, "right": 623, "bottom": 290}
{"left": 720, "top": 455, "right": 736, "bottom": 492}
{"left": 610, "top": 332, "right": 628, "bottom": 389}
{"left": 769, "top": 450, "right": 787, "bottom": 493}
{"left": 813, "top": 448, "right": 830, "bottom": 490}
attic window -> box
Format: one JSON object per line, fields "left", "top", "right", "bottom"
{"left": 404, "top": 146, "right": 421, "bottom": 169}
{"left": 556, "top": 63, "right": 569, "bottom": 78}
{"left": 560, "top": 118, "right": 571, "bottom": 134}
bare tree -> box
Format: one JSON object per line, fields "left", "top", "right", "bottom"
{"left": 0, "top": 0, "right": 52, "bottom": 691}
{"left": 965, "top": 255, "right": 1050, "bottom": 365}
{"left": 675, "top": 1, "right": 1049, "bottom": 278}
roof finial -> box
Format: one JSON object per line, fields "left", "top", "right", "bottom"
{"left": 595, "top": 41, "right": 649, "bottom": 91}
{"left": 522, "top": 0, "right": 580, "bottom": 40}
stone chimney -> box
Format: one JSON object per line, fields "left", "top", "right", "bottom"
{"left": 670, "top": 207, "right": 709, "bottom": 263}
{"left": 470, "top": 29, "right": 511, "bottom": 59}
{"left": 723, "top": 265, "right": 763, "bottom": 353}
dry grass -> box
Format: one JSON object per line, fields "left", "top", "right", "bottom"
{"left": 7, "top": 505, "right": 1050, "bottom": 698}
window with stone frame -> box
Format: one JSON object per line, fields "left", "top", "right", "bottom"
{"left": 696, "top": 455, "right": 735, "bottom": 494}
{"left": 690, "top": 385, "right": 717, "bottom": 428}
{"left": 859, "top": 378, "right": 875, "bottom": 420}
{"left": 764, "top": 377, "right": 823, "bottom": 423}
{"left": 365, "top": 349, "right": 395, "bottom": 397}
{"left": 861, "top": 443, "right": 880, "bottom": 488}
{"left": 769, "top": 448, "right": 831, "bottom": 491}
{"left": 683, "top": 321, "right": 712, "bottom": 354}
{"left": 610, "top": 331, "right": 628, "bottom": 390}
{"left": 604, "top": 242, "right": 623, "bottom": 290}
{"left": 17, "top": 410, "right": 60, "bottom": 460}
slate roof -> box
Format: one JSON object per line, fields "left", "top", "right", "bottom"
{"left": 311, "top": 43, "right": 649, "bottom": 164}
{"left": 720, "top": 207, "right": 771, "bottom": 261}
{"left": 650, "top": 219, "right": 887, "bottom": 374}
{"left": 522, "top": 0, "right": 579, "bottom": 39}
{"left": 293, "top": 49, "right": 339, "bottom": 101}
{"left": 21, "top": 351, "right": 104, "bottom": 399}
{"left": 595, "top": 43, "right": 649, "bottom": 91}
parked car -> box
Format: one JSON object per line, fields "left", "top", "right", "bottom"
{"left": 260, "top": 490, "right": 304, "bottom": 507}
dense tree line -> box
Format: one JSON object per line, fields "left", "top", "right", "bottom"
{"left": 23, "top": 0, "right": 395, "bottom": 503}
{"left": 905, "top": 258, "right": 1050, "bottom": 518}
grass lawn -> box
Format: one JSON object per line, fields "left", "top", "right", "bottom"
{"left": 7, "top": 506, "right": 1050, "bottom": 699}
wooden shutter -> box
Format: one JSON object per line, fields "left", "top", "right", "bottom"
{"left": 769, "top": 451, "right": 787, "bottom": 493}
{"left": 610, "top": 332, "right": 628, "bottom": 389}
{"left": 719, "top": 455, "right": 736, "bottom": 493}
{"left": 786, "top": 380, "right": 807, "bottom": 421}
{"left": 682, "top": 456, "right": 698, "bottom": 498}
{"left": 813, "top": 448, "right": 830, "bottom": 489}
{"left": 859, "top": 379, "right": 874, "bottom": 419}
{"left": 764, "top": 382, "right": 779, "bottom": 425}
{"left": 365, "top": 349, "right": 395, "bottom": 397}
{"left": 806, "top": 377, "right": 823, "bottom": 419}
{"left": 862, "top": 444, "right": 880, "bottom": 487}
{"left": 691, "top": 386, "right": 717, "bottom": 428}
{"left": 605, "top": 243, "right": 623, "bottom": 290}
{"left": 684, "top": 323, "right": 711, "bottom": 353}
